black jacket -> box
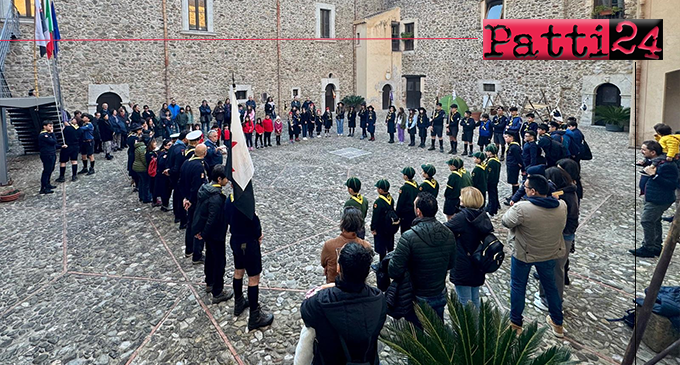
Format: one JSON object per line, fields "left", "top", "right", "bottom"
{"left": 192, "top": 183, "right": 228, "bottom": 242}
{"left": 555, "top": 184, "right": 579, "bottom": 237}
{"left": 301, "top": 282, "right": 386, "bottom": 365}
{"left": 228, "top": 198, "right": 262, "bottom": 241}
{"left": 389, "top": 217, "right": 456, "bottom": 297}
{"left": 444, "top": 208, "right": 493, "bottom": 287}
{"left": 38, "top": 131, "right": 57, "bottom": 156}
{"left": 98, "top": 118, "right": 114, "bottom": 142}
{"left": 506, "top": 142, "right": 523, "bottom": 171}
{"left": 370, "top": 194, "right": 394, "bottom": 233}
{"left": 179, "top": 158, "right": 208, "bottom": 204}
{"left": 62, "top": 124, "right": 80, "bottom": 147}
{"left": 396, "top": 181, "right": 419, "bottom": 221}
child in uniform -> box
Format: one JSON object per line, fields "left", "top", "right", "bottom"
{"left": 443, "top": 157, "right": 472, "bottom": 220}
{"left": 484, "top": 144, "right": 502, "bottom": 216}
{"left": 419, "top": 163, "right": 439, "bottom": 198}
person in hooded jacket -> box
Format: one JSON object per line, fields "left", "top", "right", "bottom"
{"left": 534, "top": 167, "right": 579, "bottom": 312}
{"left": 298, "top": 242, "right": 386, "bottom": 365}
{"left": 132, "top": 137, "right": 152, "bottom": 203}
{"left": 192, "top": 165, "right": 234, "bottom": 304}
{"left": 445, "top": 187, "right": 494, "bottom": 309}
{"left": 389, "top": 192, "right": 456, "bottom": 325}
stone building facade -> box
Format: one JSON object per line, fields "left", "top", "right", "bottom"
{"left": 2, "top": 0, "right": 640, "bottom": 128}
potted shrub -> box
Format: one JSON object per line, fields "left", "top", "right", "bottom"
{"left": 400, "top": 31, "right": 414, "bottom": 40}
{"left": 593, "top": 5, "right": 612, "bottom": 16}
{"left": 380, "top": 292, "right": 575, "bottom": 365}
{"left": 341, "top": 95, "right": 365, "bottom": 108}
{"left": 595, "top": 105, "right": 630, "bottom": 132}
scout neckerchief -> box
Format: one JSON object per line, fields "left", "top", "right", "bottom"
{"left": 476, "top": 164, "right": 486, "bottom": 170}
{"left": 229, "top": 194, "right": 234, "bottom": 202}
{"left": 404, "top": 180, "right": 417, "bottom": 189}
{"left": 350, "top": 194, "right": 364, "bottom": 205}
{"left": 188, "top": 156, "right": 208, "bottom": 182}
{"left": 185, "top": 146, "right": 196, "bottom": 156}
{"left": 451, "top": 167, "right": 467, "bottom": 177}
{"left": 378, "top": 194, "right": 392, "bottom": 205}
{"left": 212, "top": 183, "right": 225, "bottom": 195}
{"left": 509, "top": 141, "right": 520, "bottom": 147}
{"left": 423, "top": 178, "right": 437, "bottom": 189}
{"left": 385, "top": 110, "right": 393, "bottom": 123}
{"left": 480, "top": 120, "right": 488, "bottom": 131}
{"left": 40, "top": 129, "right": 49, "bottom": 134}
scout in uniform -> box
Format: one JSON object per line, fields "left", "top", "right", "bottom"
{"left": 477, "top": 113, "right": 493, "bottom": 153}
{"left": 429, "top": 102, "right": 446, "bottom": 152}
{"left": 343, "top": 177, "right": 369, "bottom": 239}
{"left": 371, "top": 179, "right": 396, "bottom": 261}
{"left": 407, "top": 108, "right": 418, "bottom": 146}
{"left": 419, "top": 163, "right": 439, "bottom": 198}
{"left": 168, "top": 131, "right": 189, "bottom": 228}
{"left": 506, "top": 107, "right": 522, "bottom": 144}
{"left": 179, "top": 137, "right": 208, "bottom": 264}
{"left": 322, "top": 107, "right": 333, "bottom": 138}
{"left": 471, "top": 152, "right": 488, "bottom": 204}
{"left": 358, "top": 103, "right": 368, "bottom": 139}
{"left": 447, "top": 104, "right": 461, "bottom": 154}
{"left": 417, "top": 107, "right": 429, "bottom": 148}
{"left": 460, "top": 110, "right": 476, "bottom": 157}
{"left": 520, "top": 112, "right": 538, "bottom": 141}
{"left": 156, "top": 138, "right": 174, "bottom": 212}
{"left": 127, "top": 125, "right": 143, "bottom": 188}
{"left": 78, "top": 114, "right": 96, "bottom": 175}
{"left": 395, "top": 167, "right": 419, "bottom": 233}
{"left": 367, "top": 105, "right": 377, "bottom": 141}
{"left": 521, "top": 130, "right": 541, "bottom": 171}
{"left": 385, "top": 105, "right": 396, "bottom": 143}
{"left": 38, "top": 121, "right": 61, "bottom": 194}
{"left": 483, "top": 144, "right": 502, "bottom": 216}
{"left": 347, "top": 105, "right": 357, "bottom": 137}
{"left": 56, "top": 117, "right": 81, "bottom": 182}
{"left": 492, "top": 107, "right": 508, "bottom": 160}
{"left": 444, "top": 157, "right": 472, "bottom": 220}
{"left": 504, "top": 131, "right": 524, "bottom": 201}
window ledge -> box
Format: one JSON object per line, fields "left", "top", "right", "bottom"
{"left": 180, "top": 30, "right": 217, "bottom": 37}
{"left": 315, "top": 39, "right": 337, "bottom": 43}
{"left": 402, "top": 50, "right": 416, "bottom": 55}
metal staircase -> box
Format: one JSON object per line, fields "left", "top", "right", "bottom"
{"left": 1, "top": 2, "right": 65, "bottom": 153}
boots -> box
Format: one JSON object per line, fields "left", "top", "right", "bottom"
{"left": 428, "top": 139, "right": 435, "bottom": 151}
{"left": 248, "top": 305, "right": 274, "bottom": 331}
{"left": 234, "top": 296, "right": 249, "bottom": 317}
{"left": 448, "top": 141, "right": 455, "bottom": 154}
{"left": 452, "top": 141, "right": 458, "bottom": 155}
{"left": 87, "top": 167, "right": 95, "bottom": 175}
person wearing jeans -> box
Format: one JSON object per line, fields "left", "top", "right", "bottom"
{"left": 631, "top": 140, "right": 678, "bottom": 257}
{"left": 336, "top": 102, "right": 345, "bottom": 136}
{"left": 502, "top": 175, "right": 567, "bottom": 337}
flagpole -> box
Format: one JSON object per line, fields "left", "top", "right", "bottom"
{"left": 32, "top": 7, "right": 39, "bottom": 97}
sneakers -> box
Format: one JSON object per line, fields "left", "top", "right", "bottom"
{"left": 248, "top": 305, "right": 274, "bottom": 331}
{"left": 546, "top": 315, "right": 564, "bottom": 338}
{"left": 629, "top": 246, "right": 661, "bottom": 258}
{"left": 428, "top": 146, "right": 435, "bottom": 151}
{"left": 184, "top": 253, "right": 192, "bottom": 258}
{"left": 212, "top": 290, "right": 234, "bottom": 304}
{"left": 234, "top": 296, "right": 249, "bottom": 317}
{"left": 510, "top": 322, "right": 523, "bottom": 335}
{"left": 303, "top": 137, "right": 308, "bottom": 141}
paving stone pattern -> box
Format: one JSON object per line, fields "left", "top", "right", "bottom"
{"left": 1, "top": 117, "right": 679, "bottom": 364}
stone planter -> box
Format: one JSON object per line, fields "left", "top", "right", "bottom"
{"left": 605, "top": 123, "right": 624, "bottom": 132}
{"left": 0, "top": 189, "right": 22, "bottom": 202}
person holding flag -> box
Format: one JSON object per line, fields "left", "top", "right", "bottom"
{"left": 225, "top": 84, "right": 274, "bottom": 331}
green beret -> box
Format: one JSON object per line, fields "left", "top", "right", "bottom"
{"left": 401, "top": 167, "right": 415, "bottom": 179}
{"left": 446, "top": 157, "right": 464, "bottom": 169}
{"left": 345, "top": 177, "right": 361, "bottom": 192}
{"left": 485, "top": 143, "right": 498, "bottom": 154}
{"left": 375, "top": 179, "right": 390, "bottom": 191}
{"left": 421, "top": 163, "right": 436, "bottom": 176}
{"left": 472, "top": 151, "right": 486, "bottom": 161}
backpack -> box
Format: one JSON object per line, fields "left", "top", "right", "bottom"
{"left": 547, "top": 138, "right": 567, "bottom": 163}
{"left": 384, "top": 207, "right": 401, "bottom": 235}
{"left": 580, "top": 138, "right": 593, "bottom": 161}
{"left": 472, "top": 233, "right": 505, "bottom": 273}
{"left": 148, "top": 155, "right": 158, "bottom": 177}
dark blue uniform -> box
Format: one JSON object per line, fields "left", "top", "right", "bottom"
{"left": 506, "top": 141, "right": 523, "bottom": 185}
{"left": 168, "top": 141, "right": 188, "bottom": 225}
{"left": 520, "top": 120, "right": 538, "bottom": 144}
{"left": 506, "top": 116, "right": 522, "bottom": 142}
{"left": 367, "top": 110, "right": 376, "bottom": 138}
{"left": 179, "top": 157, "right": 208, "bottom": 260}
{"left": 227, "top": 197, "right": 263, "bottom": 276}
{"left": 417, "top": 113, "right": 429, "bottom": 147}
{"left": 156, "top": 149, "right": 172, "bottom": 209}
{"left": 430, "top": 110, "right": 445, "bottom": 138}
{"left": 359, "top": 108, "right": 368, "bottom": 138}
{"left": 38, "top": 130, "right": 58, "bottom": 192}
{"left": 59, "top": 124, "right": 80, "bottom": 163}
{"left": 492, "top": 115, "right": 508, "bottom": 146}
{"left": 521, "top": 140, "right": 540, "bottom": 171}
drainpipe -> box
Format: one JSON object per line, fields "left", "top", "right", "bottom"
{"left": 277, "top": 0, "right": 281, "bottom": 115}
{"left": 162, "top": 0, "right": 170, "bottom": 103}
{"left": 352, "top": 0, "right": 357, "bottom": 95}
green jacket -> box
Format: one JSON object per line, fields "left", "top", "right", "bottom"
{"left": 344, "top": 194, "right": 369, "bottom": 219}
{"left": 396, "top": 180, "right": 419, "bottom": 219}
{"left": 176, "top": 113, "right": 189, "bottom": 128}
{"left": 471, "top": 164, "right": 488, "bottom": 198}
{"left": 444, "top": 169, "right": 472, "bottom": 200}
{"left": 132, "top": 142, "right": 148, "bottom": 173}
{"left": 419, "top": 178, "right": 439, "bottom": 198}
{"left": 370, "top": 193, "right": 394, "bottom": 233}
{"left": 388, "top": 217, "right": 456, "bottom": 297}
{"left": 485, "top": 157, "right": 501, "bottom": 186}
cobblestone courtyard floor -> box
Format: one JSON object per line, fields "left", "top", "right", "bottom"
{"left": 1, "top": 121, "right": 680, "bottom": 365}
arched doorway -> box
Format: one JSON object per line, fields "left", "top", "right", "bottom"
{"left": 382, "top": 84, "right": 392, "bottom": 110}
{"left": 96, "top": 92, "right": 122, "bottom": 114}
{"left": 594, "top": 83, "right": 621, "bottom": 125}
{"left": 325, "top": 84, "right": 335, "bottom": 112}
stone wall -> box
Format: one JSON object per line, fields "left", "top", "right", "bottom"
{"left": 4, "top": 0, "right": 385, "bottom": 118}
{"left": 386, "top": 0, "right": 635, "bottom": 122}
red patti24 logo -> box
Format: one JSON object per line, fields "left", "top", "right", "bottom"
{"left": 483, "top": 19, "right": 662, "bottom": 60}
